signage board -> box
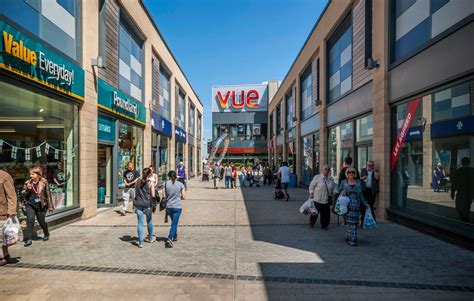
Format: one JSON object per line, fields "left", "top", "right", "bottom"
{"left": 98, "top": 115, "right": 116, "bottom": 143}
{"left": 97, "top": 79, "right": 146, "bottom": 125}
{"left": 175, "top": 126, "right": 187, "bottom": 142}
{"left": 0, "top": 20, "right": 85, "bottom": 101}
{"left": 431, "top": 115, "right": 474, "bottom": 138}
{"left": 151, "top": 111, "right": 172, "bottom": 137}
{"left": 212, "top": 84, "right": 268, "bottom": 113}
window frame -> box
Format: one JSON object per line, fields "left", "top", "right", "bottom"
{"left": 300, "top": 64, "right": 313, "bottom": 120}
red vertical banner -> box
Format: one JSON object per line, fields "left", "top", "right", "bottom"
{"left": 391, "top": 98, "right": 421, "bottom": 171}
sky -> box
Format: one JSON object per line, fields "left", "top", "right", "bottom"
{"left": 143, "top": 0, "right": 328, "bottom": 154}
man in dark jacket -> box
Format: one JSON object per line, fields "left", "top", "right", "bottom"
{"left": 451, "top": 157, "right": 474, "bottom": 222}
{"left": 360, "top": 160, "right": 380, "bottom": 226}
{"left": 0, "top": 170, "right": 17, "bottom": 266}
{"left": 338, "top": 156, "right": 359, "bottom": 183}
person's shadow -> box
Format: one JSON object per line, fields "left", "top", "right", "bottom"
{"left": 119, "top": 235, "right": 168, "bottom": 247}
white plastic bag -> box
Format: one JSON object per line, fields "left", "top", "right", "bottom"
{"left": 363, "top": 208, "right": 377, "bottom": 229}
{"left": 299, "top": 199, "right": 318, "bottom": 215}
{"left": 2, "top": 217, "right": 23, "bottom": 246}
{"left": 335, "top": 195, "right": 350, "bottom": 216}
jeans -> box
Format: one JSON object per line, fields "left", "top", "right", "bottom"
{"left": 25, "top": 204, "right": 49, "bottom": 241}
{"left": 123, "top": 188, "right": 135, "bottom": 212}
{"left": 166, "top": 207, "right": 182, "bottom": 241}
{"left": 225, "top": 176, "right": 231, "bottom": 188}
{"left": 136, "top": 207, "right": 153, "bottom": 244}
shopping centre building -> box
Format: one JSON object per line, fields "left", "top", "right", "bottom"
{"left": 0, "top": 0, "right": 203, "bottom": 225}
{"left": 268, "top": 0, "right": 473, "bottom": 246}
{"left": 211, "top": 82, "right": 279, "bottom": 163}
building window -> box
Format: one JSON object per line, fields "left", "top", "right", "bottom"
{"left": 315, "top": 58, "right": 321, "bottom": 106}
{"left": 432, "top": 82, "right": 470, "bottom": 122}
{"left": 300, "top": 65, "right": 313, "bottom": 120}
{"left": 328, "top": 13, "right": 352, "bottom": 102}
{"left": 158, "top": 65, "right": 171, "bottom": 120}
{"left": 118, "top": 15, "right": 143, "bottom": 102}
{"left": 189, "top": 105, "right": 195, "bottom": 134}
{"left": 286, "top": 88, "right": 295, "bottom": 129}
{"left": 356, "top": 114, "right": 374, "bottom": 142}
{"left": 197, "top": 114, "right": 202, "bottom": 140}
{"left": 175, "top": 88, "right": 186, "bottom": 129}
{"left": 365, "top": 0, "right": 373, "bottom": 67}
{"left": 0, "top": 0, "right": 81, "bottom": 61}
{"left": 276, "top": 104, "right": 282, "bottom": 135}
{"left": 328, "top": 121, "right": 354, "bottom": 183}
{"left": 391, "top": 0, "right": 473, "bottom": 62}
{"left": 269, "top": 114, "right": 274, "bottom": 138}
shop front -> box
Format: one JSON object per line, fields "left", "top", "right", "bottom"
{"left": 300, "top": 113, "right": 320, "bottom": 185}
{"left": 286, "top": 128, "right": 296, "bottom": 173}
{"left": 151, "top": 111, "right": 172, "bottom": 181}
{"left": 390, "top": 79, "right": 473, "bottom": 236}
{"left": 97, "top": 79, "right": 145, "bottom": 205}
{"left": 0, "top": 19, "right": 84, "bottom": 219}
{"left": 175, "top": 126, "right": 186, "bottom": 167}
{"left": 188, "top": 138, "right": 194, "bottom": 177}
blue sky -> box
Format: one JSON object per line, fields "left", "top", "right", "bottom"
{"left": 143, "top": 0, "right": 328, "bottom": 152}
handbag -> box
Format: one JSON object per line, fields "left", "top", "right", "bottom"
{"left": 159, "top": 183, "right": 168, "bottom": 211}
{"left": 323, "top": 178, "right": 333, "bottom": 205}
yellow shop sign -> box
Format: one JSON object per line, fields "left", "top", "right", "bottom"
{"left": 3, "top": 31, "right": 37, "bottom": 65}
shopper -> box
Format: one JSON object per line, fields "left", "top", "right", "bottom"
{"left": 121, "top": 162, "right": 139, "bottom": 216}
{"left": 246, "top": 167, "right": 254, "bottom": 187}
{"left": 22, "top": 166, "right": 54, "bottom": 247}
{"left": 263, "top": 165, "right": 272, "bottom": 185}
{"left": 224, "top": 164, "right": 232, "bottom": 189}
{"left": 451, "top": 157, "right": 474, "bottom": 222}
{"left": 231, "top": 166, "right": 238, "bottom": 188}
{"left": 213, "top": 163, "right": 221, "bottom": 189}
{"left": 360, "top": 160, "right": 380, "bottom": 226}
{"left": 278, "top": 162, "right": 291, "bottom": 202}
{"left": 134, "top": 168, "right": 156, "bottom": 248}
{"left": 177, "top": 161, "right": 187, "bottom": 190}
{"left": 338, "top": 156, "right": 359, "bottom": 182}
{"left": 203, "top": 163, "right": 210, "bottom": 181}
{"left": 308, "top": 165, "right": 337, "bottom": 229}
{"left": 432, "top": 163, "right": 447, "bottom": 192}
{"left": 164, "top": 171, "right": 186, "bottom": 248}
{"left": 0, "top": 170, "right": 17, "bottom": 265}
{"left": 339, "top": 167, "right": 369, "bottom": 246}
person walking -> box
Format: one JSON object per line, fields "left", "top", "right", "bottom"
{"left": 164, "top": 171, "right": 186, "bottom": 248}
{"left": 213, "top": 163, "right": 221, "bottom": 189}
{"left": 360, "top": 160, "right": 380, "bottom": 227}
{"left": 308, "top": 165, "right": 337, "bottom": 229}
{"left": 121, "top": 162, "right": 139, "bottom": 216}
{"left": 176, "top": 161, "right": 187, "bottom": 190}
{"left": 0, "top": 170, "right": 17, "bottom": 265}
{"left": 338, "top": 156, "right": 359, "bottom": 182}
{"left": 22, "top": 166, "right": 54, "bottom": 247}
{"left": 203, "top": 163, "right": 210, "bottom": 182}
{"left": 339, "top": 167, "right": 369, "bottom": 246}
{"left": 133, "top": 168, "right": 156, "bottom": 248}
{"left": 224, "top": 164, "right": 232, "bottom": 189}
{"left": 451, "top": 157, "right": 474, "bottom": 222}
{"left": 432, "top": 163, "right": 447, "bottom": 192}
{"left": 278, "top": 162, "right": 291, "bottom": 202}
{"left": 231, "top": 166, "right": 238, "bottom": 188}
{"left": 263, "top": 165, "right": 272, "bottom": 185}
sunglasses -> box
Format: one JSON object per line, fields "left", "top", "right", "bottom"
{"left": 347, "top": 171, "right": 355, "bottom": 174}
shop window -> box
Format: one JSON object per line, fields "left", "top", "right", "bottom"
{"left": 189, "top": 104, "right": 195, "bottom": 134}
{"left": 356, "top": 114, "right": 373, "bottom": 142}
{"left": 391, "top": 0, "right": 473, "bottom": 62}
{"left": 300, "top": 65, "right": 313, "bottom": 119}
{"left": 286, "top": 88, "right": 295, "bottom": 129}
{"left": 1, "top": 0, "right": 81, "bottom": 61}
{"left": 118, "top": 122, "right": 143, "bottom": 187}
{"left": 175, "top": 89, "right": 186, "bottom": 129}
{"left": 197, "top": 114, "right": 202, "bottom": 140}
{"left": 328, "top": 13, "right": 352, "bottom": 102}
{"left": 246, "top": 124, "right": 252, "bottom": 140}
{"left": 276, "top": 105, "right": 282, "bottom": 134}
{"left": 230, "top": 124, "right": 237, "bottom": 139}
{"left": 119, "top": 15, "right": 144, "bottom": 102}
{"left": 0, "top": 81, "right": 79, "bottom": 212}
{"left": 328, "top": 121, "right": 354, "bottom": 183}
{"left": 237, "top": 124, "right": 245, "bottom": 140}
{"left": 301, "top": 134, "right": 314, "bottom": 184}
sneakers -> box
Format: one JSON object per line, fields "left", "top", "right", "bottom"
{"left": 43, "top": 236, "right": 49, "bottom": 241}
{"left": 172, "top": 236, "right": 178, "bottom": 242}
{"left": 165, "top": 239, "right": 173, "bottom": 248}
{"left": 148, "top": 236, "right": 156, "bottom": 243}
{"left": 138, "top": 243, "right": 144, "bottom": 248}
{"left": 24, "top": 240, "right": 32, "bottom": 247}
{"left": 120, "top": 210, "right": 126, "bottom": 216}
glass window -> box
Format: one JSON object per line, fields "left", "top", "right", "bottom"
{"left": 119, "top": 18, "right": 143, "bottom": 102}
{"left": 269, "top": 114, "right": 274, "bottom": 137}
{"left": 391, "top": 0, "right": 473, "bottom": 62}
{"left": 328, "top": 122, "right": 354, "bottom": 183}
{"left": 276, "top": 105, "right": 282, "bottom": 134}
{"left": 175, "top": 141, "right": 184, "bottom": 166}
{"left": 286, "top": 88, "right": 295, "bottom": 129}
{"left": 0, "top": 81, "right": 79, "bottom": 212}
{"left": 356, "top": 114, "right": 373, "bottom": 142}
{"left": 301, "top": 134, "right": 314, "bottom": 185}
{"left": 230, "top": 124, "right": 237, "bottom": 139}
{"left": 117, "top": 122, "right": 143, "bottom": 187}
{"left": 176, "top": 89, "right": 186, "bottom": 129}
{"left": 0, "top": 0, "right": 81, "bottom": 60}
{"left": 189, "top": 105, "right": 195, "bottom": 134}
{"left": 328, "top": 13, "right": 352, "bottom": 102}
{"left": 300, "top": 65, "right": 313, "bottom": 119}
{"left": 237, "top": 124, "right": 245, "bottom": 140}
{"left": 197, "top": 114, "right": 202, "bottom": 140}
{"left": 158, "top": 66, "right": 171, "bottom": 120}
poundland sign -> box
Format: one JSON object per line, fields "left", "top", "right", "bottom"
{"left": 97, "top": 79, "right": 146, "bottom": 125}
{"left": 0, "top": 20, "right": 84, "bottom": 101}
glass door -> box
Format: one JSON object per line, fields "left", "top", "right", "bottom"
{"left": 98, "top": 144, "right": 113, "bottom": 206}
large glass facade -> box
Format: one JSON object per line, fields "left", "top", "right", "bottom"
{"left": 286, "top": 88, "right": 295, "bottom": 129}
{"left": 276, "top": 105, "right": 282, "bottom": 134}
{"left": 117, "top": 122, "right": 143, "bottom": 187}
{"left": 300, "top": 65, "right": 313, "bottom": 120}
{"left": 119, "top": 16, "right": 143, "bottom": 102}
{"left": 328, "top": 13, "right": 352, "bottom": 102}
{"left": 391, "top": 80, "right": 473, "bottom": 227}
{"left": 213, "top": 123, "right": 267, "bottom": 141}
{"left": 328, "top": 121, "right": 354, "bottom": 182}
{"left": 176, "top": 89, "right": 186, "bottom": 129}
{"left": 159, "top": 66, "right": 171, "bottom": 120}
{"left": 0, "top": 0, "right": 81, "bottom": 60}
{"left": 0, "top": 81, "right": 79, "bottom": 212}
{"left": 301, "top": 132, "right": 320, "bottom": 185}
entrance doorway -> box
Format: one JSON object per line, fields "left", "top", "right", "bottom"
{"left": 98, "top": 144, "right": 113, "bottom": 206}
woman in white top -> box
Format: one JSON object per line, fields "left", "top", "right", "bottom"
{"left": 308, "top": 165, "right": 337, "bottom": 229}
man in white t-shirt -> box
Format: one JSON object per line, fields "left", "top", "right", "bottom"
{"left": 278, "top": 162, "right": 291, "bottom": 202}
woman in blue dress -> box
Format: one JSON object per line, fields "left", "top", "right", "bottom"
{"left": 339, "top": 167, "right": 369, "bottom": 246}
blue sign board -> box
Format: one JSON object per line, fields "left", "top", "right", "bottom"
{"left": 430, "top": 116, "right": 474, "bottom": 138}
{"left": 175, "top": 126, "right": 187, "bottom": 142}
{"left": 98, "top": 115, "right": 116, "bottom": 143}
{"left": 405, "top": 125, "right": 423, "bottom": 142}
{"left": 151, "top": 111, "right": 172, "bottom": 137}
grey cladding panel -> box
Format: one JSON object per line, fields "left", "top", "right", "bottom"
{"left": 213, "top": 112, "right": 268, "bottom": 124}
{"left": 327, "top": 81, "right": 372, "bottom": 126}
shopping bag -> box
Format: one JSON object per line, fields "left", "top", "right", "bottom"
{"left": 299, "top": 199, "right": 318, "bottom": 215}
{"left": 363, "top": 208, "right": 377, "bottom": 229}
{"left": 2, "top": 217, "right": 23, "bottom": 246}
{"left": 335, "top": 196, "right": 350, "bottom": 216}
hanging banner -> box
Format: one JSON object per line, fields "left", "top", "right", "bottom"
{"left": 391, "top": 98, "right": 421, "bottom": 171}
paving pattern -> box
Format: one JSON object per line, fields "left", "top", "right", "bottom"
{"left": 1, "top": 178, "right": 473, "bottom": 300}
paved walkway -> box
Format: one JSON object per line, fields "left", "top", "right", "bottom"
{"left": 1, "top": 178, "right": 473, "bottom": 300}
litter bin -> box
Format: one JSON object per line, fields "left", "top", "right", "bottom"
{"left": 289, "top": 174, "right": 297, "bottom": 188}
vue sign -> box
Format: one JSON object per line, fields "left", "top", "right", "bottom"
{"left": 217, "top": 90, "right": 260, "bottom": 109}
{"left": 212, "top": 84, "right": 268, "bottom": 112}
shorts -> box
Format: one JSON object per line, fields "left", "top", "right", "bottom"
{"left": 281, "top": 182, "right": 289, "bottom": 189}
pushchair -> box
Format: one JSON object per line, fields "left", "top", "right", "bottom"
{"left": 273, "top": 178, "right": 286, "bottom": 199}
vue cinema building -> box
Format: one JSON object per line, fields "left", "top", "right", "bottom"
{"left": 212, "top": 82, "right": 279, "bottom": 163}
{"left": 268, "top": 0, "right": 473, "bottom": 247}
{"left": 0, "top": 0, "right": 203, "bottom": 226}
